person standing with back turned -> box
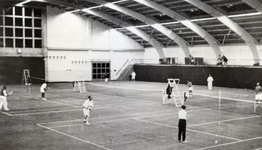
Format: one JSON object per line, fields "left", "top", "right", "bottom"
{"left": 131, "top": 71, "right": 136, "bottom": 84}
{"left": 207, "top": 74, "right": 214, "bottom": 90}
{"left": 178, "top": 105, "right": 187, "bottom": 143}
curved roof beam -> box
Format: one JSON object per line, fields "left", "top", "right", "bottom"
{"left": 85, "top": 0, "right": 190, "bottom": 57}
{"left": 184, "top": 0, "right": 260, "bottom": 63}
{"left": 134, "top": 0, "right": 220, "bottom": 56}
{"left": 30, "top": 0, "right": 165, "bottom": 58}
{"left": 83, "top": 9, "right": 165, "bottom": 58}
{"left": 242, "top": 0, "right": 262, "bottom": 13}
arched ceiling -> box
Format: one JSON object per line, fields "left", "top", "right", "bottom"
{"left": 1, "top": 0, "right": 262, "bottom": 48}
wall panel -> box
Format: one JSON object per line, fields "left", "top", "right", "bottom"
{"left": 134, "top": 64, "right": 262, "bottom": 89}
{"left": 0, "top": 57, "right": 45, "bottom": 84}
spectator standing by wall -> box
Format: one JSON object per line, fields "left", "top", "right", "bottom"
{"left": 207, "top": 74, "right": 214, "bottom": 90}
{"left": 131, "top": 71, "right": 136, "bottom": 84}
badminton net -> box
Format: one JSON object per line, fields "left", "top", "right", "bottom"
{"left": 186, "top": 91, "right": 258, "bottom": 114}
{"left": 85, "top": 83, "right": 162, "bottom": 102}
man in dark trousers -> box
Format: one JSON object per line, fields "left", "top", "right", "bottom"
{"left": 178, "top": 105, "right": 187, "bottom": 143}
{"left": 166, "top": 83, "right": 173, "bottom": 99}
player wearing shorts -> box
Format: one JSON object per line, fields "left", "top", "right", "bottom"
{"left": 0, "top": 86, "right": 11, "bottom": 111}
{"left": 83, "top": 95, "right": 93, "bottom": 125}
{"left": 255, "top": 83, "right": 262, "bottom": 108}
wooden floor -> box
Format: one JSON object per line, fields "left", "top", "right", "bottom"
{"left": 1, "top": 81, "right": 262, "bottom": 150}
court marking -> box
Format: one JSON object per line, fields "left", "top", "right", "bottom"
{"left": 38, "top": 107, "right": 256, "bottom": 144}
{"left": 6, "top": 107, "right": 74, "bottom": 114}
{"left": 37, "top": 108, "right": 243, "bottom": 150}
{"left": 8, "top": 99, "right": 173, "bottom": 116}
{"left": 37, "top": 107, "right": 187, "bottom": 125}
{"left": 35, "top": 97, "right": 79, "bottom": 108}
{"left": 188, "top": 115, "right": 260, "bottom": 127}
{"left": 0, "top": 111, "right": 13, "bottom": 116}
{"left": 134, "top": 118, "right": 240, "bottom": 141}
{"left": 38, "top": 108, "right": 210, "bottom": 127}
{"left": 37, "top": 123, "right": 111, "bottom": 150}
{"left": 196, "top": 135, "right": 262, "bottom": 150}
{"left": 11, "top": 108, "right": 81, "bottom": 116}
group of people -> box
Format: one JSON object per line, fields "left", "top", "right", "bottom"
{"left": 164, "top": 75, "right": 215, "bottom": 143}
{"left": 217, "top": 54, "right": 228, "bottom": 66}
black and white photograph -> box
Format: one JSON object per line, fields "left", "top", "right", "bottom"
{"left": 1, "top": 0, "right": 262, "bottom": 149}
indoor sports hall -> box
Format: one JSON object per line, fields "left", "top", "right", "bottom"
{"left": 1, "top": 0, "right": 262, "bottom": 150}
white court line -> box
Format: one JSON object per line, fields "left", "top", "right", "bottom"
{"left": 41, "top": 108, "right": 211, "bottom": 128}
{"left": 35, "top": 97, "right": 79, "bottom": 108}
{"left": 188, "top": 115, "right": 261, "bottom": 127}
{"left": 38, "top": 108, "right": 182, "bottom": 125}
{"left": 10, "top": 104, "right": 129, "bottom": 116}
{"left": 37, "top": 124, "right": 111, "bottom": 150}
{"left": 0, "top": 111, "right": 13, "bottom": 116}
{"left": 8, "top": 107, "right": 75, "bottom": 114}
{"left": 134, "top": 118, "right": 240, "bottom": 141}
{"left": 9, "top": 100, "right": 169, "bottom": 116}
{"left": 11, "top": 108, "right": 81, "bottom": 116}
{"left": 196, "top": 136, "right": 262, "bottom": 150}
{"left": 253, "top": 148, "right": 262, "bottom": 150}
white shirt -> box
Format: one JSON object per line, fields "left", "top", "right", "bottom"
{"left": 40, "top": 83, "right": 47, "bottom": 93}
{"left": 131, "top": 72, "right": 136, "bottom": 78}
{"left": 207, "top": 76, "right": 214, "bottom": 83}
{"left": 178, "top": 109, "right": 187, "bottom": 120}
{"left": 83, "top": 100, "right": 93, "bottom": 109}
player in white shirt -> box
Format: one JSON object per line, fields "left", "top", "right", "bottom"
{"left": 83, "top": 95, "right": 93, "bottom": 125}
{"left": 255, "top": 83, "right": 262, "bottom": 108}
{"left": 40, "top": 83, "right": 47, "bottom": 100}
{"left": 131, "top": 71, "right": 136, "bottom": 84}
{"left": 187, "top": 80, "right": 193, "bottom": 97}
{"left": 207, "top": 74, "right": 214, "bottom": 90}
{"left": 178, "top": 105, "right": 187, "bottom": 143}
{"left": 0, "top": 86, "right": 12, "bottom": 111}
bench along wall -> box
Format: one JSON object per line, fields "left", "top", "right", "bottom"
{"left": 134, "top": 64, "right": 262, "bottom": 89}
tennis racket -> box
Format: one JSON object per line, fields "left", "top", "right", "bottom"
{"left": 8, "top": 91, "right": 13, "bottom": 96}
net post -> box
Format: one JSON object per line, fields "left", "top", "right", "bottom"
{"left": 219, "top": 89, "right": 221, "bottom": 110}
{"left": 254, "top": 102, "right": 256, "bottom": 114}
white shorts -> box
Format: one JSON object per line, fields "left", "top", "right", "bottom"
{"left": 83, "top": 108, "right": 90, "bottom": 116}
{"left": 188, "top": 87, "right": 193, "bottom": 91}
{"left": 255, "top": 93, "right": 262, "bottom": 100}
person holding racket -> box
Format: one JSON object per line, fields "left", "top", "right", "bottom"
{"left": 82, "top": 95, "right": 93, "bottom": 125}
{"left": 0, "top": 85, "right": 12, "bottom": 111}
